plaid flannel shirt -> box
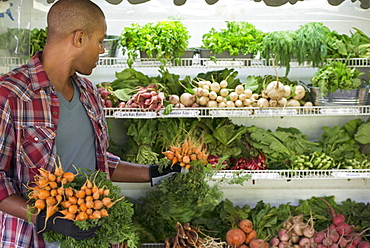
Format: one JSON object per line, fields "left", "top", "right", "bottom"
{"left": 0, "top": 52, "right": 120, "bottom": 248}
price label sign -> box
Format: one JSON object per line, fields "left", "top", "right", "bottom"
{"left": 209, "top": 110, "right": 251, "bottom": 117}
{"left": 113, "top": 111, "right": 157, "bottom": 118}
{"left": 320, "top": 108, "right": 360, "bottom": 115}
{"left": 331, "top": 172, "right": 370, "bottom": 179}
{"left": 158, "top": 109, "right": 200, "bottom": 117}
{"left": 251, "top": 173, "right": 281, "bottom": 179}
{"left": 254, "top": 109, "right": 297, "bottom": 116}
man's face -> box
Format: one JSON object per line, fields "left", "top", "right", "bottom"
{"left": 76, "top": 19, "right": 107, "bottom": 75}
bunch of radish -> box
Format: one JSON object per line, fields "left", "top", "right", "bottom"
{"left": 124, "top": 84, "right": 165, "bottom": 112}
{"left": 226, "top": 219, "right": 269, "bottom": 248}
{"left": 270, "top": 214, "right": 316, "bottom": 248}
{"left": 311, "top": 198, "right": 370, "bottom": 248}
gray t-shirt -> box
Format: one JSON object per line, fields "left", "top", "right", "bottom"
{"left": 55, "top": 80, "right": 97, "bottom": 173}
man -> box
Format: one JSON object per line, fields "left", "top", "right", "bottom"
{"left": 0, "top": 0, "right": 179, "bottom": 247}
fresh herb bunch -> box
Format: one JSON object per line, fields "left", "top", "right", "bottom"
{"left": 260, "top": 30, "right": 298, "bottom": 76}
{"left": 310, "top": 60, "right": 364, "bottom": 97}
{"left": 43, "top": 169, "right": 139, "bottom": 248}
{"left": 119, "top": 21, "right": 191, "bottom": 68}
{"left": 30, "top": 28, "right": 47, "bottom": 57}
{"left": 295, "top": 22, "right": 332, "bottom": 67}
{"left": 201, "top": 21, "right": 265, "bottom": 56}
{"left": 132, "top": 159, "right": 223, "bottom": 242}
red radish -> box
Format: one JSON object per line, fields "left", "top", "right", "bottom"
{"left": 330, "top": 244, "right": 339, "bottom": 248}
{"left": 239, "top": 219, "right": 253, "bottom": 234}
{"left": 299, "top": 237, "right": 311, "bottom": 248}
{"left": 270, "top": 237, "right": 280, "bottom": 246}
{"left": 328, "top": 229, "right": 340, "bottom": 243}
{"left": 105, "top": 100, "right": 113, "bottom": 107}
{"left": 278, "top": 241, "right": 290, "bottom": 248}
{"left": 119, "top": 102, "right": 126, "bottom": 108}
{"left": 319, "top": 197, "right": 346, "bottom": 225}
{"left": 336, "top": 223, "right": 352, "bottom": 236}
{"left": 345, "top": 244, "right": 356, "bottom": 248}
{"left": 278, "top": 228, "right": 290, "bottom": 242}
{"left": 100, "top": 90, "right": 110, "bottom": 99}
{"left": 358, "top": 241, "right": 370, "bottom": 248}
{"left": 338, "top": 237, "right": 349, "bottom": 248}
{"left": 226, "top": 228, "right": 246, "bottom": 248}
{"left": 317, "top": 244, "right": 326, "bottom": 248}
{"left": 323, "top": 238, "right": 334, "bottom": 247}
{"left": 313, "top": 231, "right": 326, "bottom": 244}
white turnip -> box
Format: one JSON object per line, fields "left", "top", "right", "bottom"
{"left": 293, "top": 85, "right": 306, "bottom": 100}
{"left": 209, "top": 91, "right": 218, "bottom": 100}
{"left": 168, "top": 95, "right": 180, "bottom": 105}
{"left": 207, "top": 100, "right": 218, "bottom": 108}
{"left": 226, "top": 101, "right": 236, "bottom": 108}
{"left": 180, "top": 93, "right": 196, "bottom": 107}
{"left": 229, "top": 92, "right": 239, "bottom": 102}
{"left": 238, "top": 93, "right": 247, "bottom": 101}
{"left": 277, "top": 97, "right": 288, "bottom": 107}
{"left": 257, "top": 98, "right": 269, "bottom": 108}
{"left": 218, "top": 102, "right": 226, "bottom": 107}
{"left": 283, "top": 85, "right": 292, "bottom": 98}
{"left": 198, "top": 96, "right": 209, "bottom": 106}
{"left": 219, "top": 80, "right": 228, "bottom": 88}
{"left": 286, "top": 99, "right": 300, "bottom": 107}
{"left": 235, "top": 85, "right": 245, "bottom": 95}
{"left": 235, "top": 100, "right": 243, "bottom": 107}
{"left": 244, "top": 89, "right": 253, "bottom": 98}
{"left": 265, "top": 80, "right": 285, "bottom": 100}
{"left": 216, "top": 96, "right": 225, "bottom": 103}
{"left": 210, "top": 82, "right": 221, "bottom": 93}
{"left": 220, "top": 88, "right": 229, "bottom": 97}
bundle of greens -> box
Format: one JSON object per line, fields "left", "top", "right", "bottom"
{"left": 246, "top": 126, "right": 322, "bottom": 169}
{"left": 132, "top": 160, "right": 223, "bottom": 243}
{"left": 201, "top": 21, "right": 265, "bottom": 56}
{"left": 310, "top": 60, "right": 364, "bottom": 97}
{"left": 260, "top": 30, "right": 298, "bottom": 76}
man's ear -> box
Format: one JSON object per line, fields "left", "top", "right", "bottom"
{"left": 73, "top": 29, "right": 86, "bottom": 48}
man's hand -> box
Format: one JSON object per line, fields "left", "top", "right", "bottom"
{"left": 36, "top": 210, "right": 99, "bottom": 240}
{"left": 149, "top": 164, "right": 186, "bottom": 186}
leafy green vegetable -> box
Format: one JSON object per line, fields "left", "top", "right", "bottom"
{"left": 195, "top": 68, "right": 241, "bottom": 90}
{"left": 295, "top": 22, "right": 331, "bottom": 67}
{"left": 246, "top": 126, "right": 321, "bottom": 169}
{"left": 119, "top": 21, "right": 191, "bottom": 68}
{"left": 132, "top": 160, "right": 223, "bottom": 242}
{"left": 261, "top": 30, "right": 297, "bottom": 76}
{"left": 201, "top": 21, "right": 265, "bottom": 56}
{"left": 43, "top": 169, "right": 139, "bottom": 248}
{"left": 310, "top": 60, "right": 364, "bottom": 97}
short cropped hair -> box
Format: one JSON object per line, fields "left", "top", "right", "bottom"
{"left": 47, "top": 0, "right": 105, "bottom": 42}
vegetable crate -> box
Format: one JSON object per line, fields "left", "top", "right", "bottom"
{"left": 309, "top": 87, "right": 370, "bottom": 106}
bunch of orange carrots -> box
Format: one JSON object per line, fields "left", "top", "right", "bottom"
{"left": 162, "top": 136, "right": 209, "bottom": 170}
{"left": 26, "top": 161, "right": 124, "bottom": 233}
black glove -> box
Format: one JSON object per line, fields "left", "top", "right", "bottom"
{"left": 36, "top": 210, "right": 99, "bottom": 240}
{"left": 149, "top": 164, "right": 182, "bottom": 186}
